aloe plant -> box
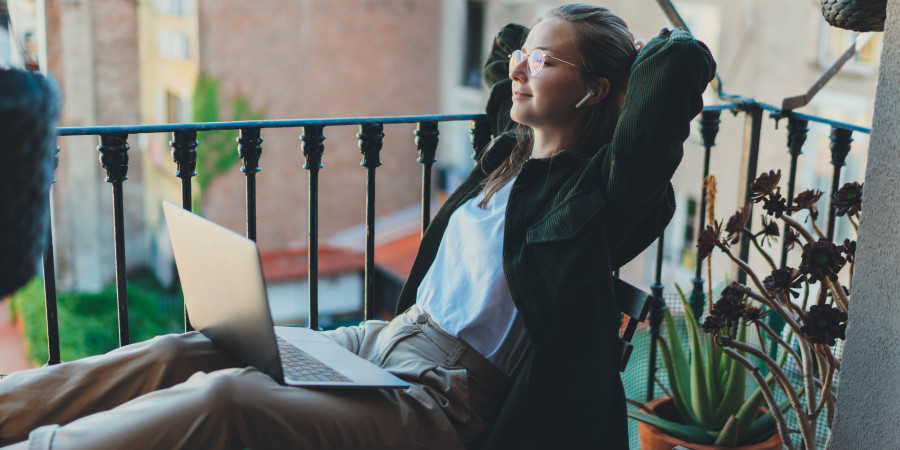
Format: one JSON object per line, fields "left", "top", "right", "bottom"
{"left": 627, "top": 285, "right": 788, "bottom": 446}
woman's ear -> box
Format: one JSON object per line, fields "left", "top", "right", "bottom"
{"left": 586, "top": 78, "right": 611, "bottom": 106}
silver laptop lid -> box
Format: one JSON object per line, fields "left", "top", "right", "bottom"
{"left": 162, "top": 201, "right": 285, "bottom": 384}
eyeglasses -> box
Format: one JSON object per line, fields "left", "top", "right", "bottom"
{"left": 509, "top": 49, "right": 581, "bottom": 77}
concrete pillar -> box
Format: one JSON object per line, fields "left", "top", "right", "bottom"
{"left": 828, "top": 0, "right": 900, "bottom": 447}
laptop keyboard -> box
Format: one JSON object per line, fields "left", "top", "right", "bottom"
{"left": 276, "top": 336, "right": 352, "bottom": 382}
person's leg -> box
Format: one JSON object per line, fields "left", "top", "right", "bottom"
{"left": 21, "top": 367, "right": 466, "bottom": 450}
{"left": 0, "top": 332, "right": 241, "bottom": 445}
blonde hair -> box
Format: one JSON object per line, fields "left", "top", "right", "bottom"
{"left": 479, "top": 4, "right": 639, "bottom": 207}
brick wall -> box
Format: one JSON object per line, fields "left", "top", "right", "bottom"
{"left": 197, "top": 0, "right": 441, "bottom": 250}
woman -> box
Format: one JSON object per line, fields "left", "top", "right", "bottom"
{"left": 0, "top": 4, "right": 714, "bottom": 449}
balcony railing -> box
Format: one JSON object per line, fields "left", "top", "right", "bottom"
{"left": 36, "top": 104, "right": 867, "bottom": 406}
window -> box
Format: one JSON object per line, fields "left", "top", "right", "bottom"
{"left": 165, "top": 91, "right": 180, "bottom": 124}
{"left": 817, "top": 22, "right": 880, "bottom": 74}
{"left": 152, "top": 0, "right": 194, "bottom": 17}
{"left": 156, "top": 29, "right": 190, "bottom": 60}
{"left": 461, "top": 0, "right": 485, "bottom": 88}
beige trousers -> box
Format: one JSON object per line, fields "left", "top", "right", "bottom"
{"left": 0, "top": 307, "right": 509, "bottom": 450}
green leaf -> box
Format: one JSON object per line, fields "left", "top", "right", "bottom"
{"left": 712, "top": 321, "right": 748, "bottom": 427}
{"left": 656, "top": 335, "right": 699, "bottom": 425}
{"left": 663, "top": 304, "right": 692, "bottom": 411}
{"left": 745, "top": 399, "right": 791, "bottom": 442}
{"left": 626, "top": 410, "right": 717, "bottom": 444}
{"left": 713, "top": 415, "right": 740, "bottom": 447}
{"left": 736, "top": 372, "right": 777, "bottom": 441}
{"left": 676, "top": 285, "right": 713, "bottom": 426}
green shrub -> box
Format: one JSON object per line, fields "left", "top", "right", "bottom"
{"left": 9, "top": 272, "right": 184, "bottom": 365}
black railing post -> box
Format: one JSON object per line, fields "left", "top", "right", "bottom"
{"left": 170, "top": 130, "right": 198, "bottom": 331}
{"left": 415, "top": 121, "right": 439, "bottom": 235}
{"left": 782, "top": 117, "right": 809, "bottom": 266}
{"left": 646, "top": 231, "right": 666, "bottom": 402}
{"left": 238, "top": 128, "right": 263, "bottom": 242}
{"left": 737, "top": 104, "right": 764, "bottom": 285}
{"left": 98, "top": 133, "right": 130, "bottom": 346}
{"left": 301, "top": 125, "right": 325, "bottom": 330}
{"left": 358, "top": 123, "right": 384, "bottom": 321}
{"left": 826, "top": 127, "right": 852, "bottom": 241}
{"left": 690, "top": 110, "right": 721, "bottom": 318}
{"left": 470, "top": 116, "right": 491, "bottom": 161}
{"left": 43, "top": 145, "right": 60, "bottom": 365}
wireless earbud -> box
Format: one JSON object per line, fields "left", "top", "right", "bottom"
{"left": 575, "top": 90, "right": 595, "bottom": 109}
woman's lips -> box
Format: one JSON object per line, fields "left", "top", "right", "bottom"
{"left": 512, "top": 90, "right": 532, "bottom": 99}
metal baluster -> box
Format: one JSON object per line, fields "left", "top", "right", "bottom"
{"left": 358, "top": 123, "right": 383, "bottom": 320}
{"left": 690, "top": 110, "right": 721, "bottom": 318}
{"left": 43, "top": 145, "right": 60, "bottom": 365}
{"left": 470, "top": 115, "right": 491, "bottom": 161}
{"left": 415, "top": 122, "right": 439, "bottom": 235}
{"left": 170, "top": 130, "right": 198, "bottom": 211}
{"left": 782, "top": 118, "right": 809, "bottom": 266}
{"left": 238, "top": 128, "right": 263, "bottom": 242}
{"left": 98, "top": 133, "right": 130, "bottom": 346}
{"left": 737, "top": 105, "right": 764, "bottom": 285}
{"left": 826, "top": 127, "right": 852, "bottom": 241}
{"left": 301, "top": 126, "right": 325, "bottom": 330}
{"left": 767, "top": 117, "right": 810, "bottom": 360}
{"left": 170, "top": 130, "right": 198, "bottom": 331}
{"left": 646, "top": 231, "right": 666, "bottom": 402}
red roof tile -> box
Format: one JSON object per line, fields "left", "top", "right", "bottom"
{"left": 260, "top": 245, "right": 364, "bottom": 282}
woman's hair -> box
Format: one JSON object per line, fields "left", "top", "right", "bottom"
{"left": 479, "top": 4, "right": 640, "bottom": 207}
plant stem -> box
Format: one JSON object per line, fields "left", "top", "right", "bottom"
{"left": 848, "top": 214, "right": 859, "bottom": 233}
{"left": 720, "top": 347, "right": 795, "bottom": 450}
{"left": 812, "top": 346, "right": 836, "bottom": 420}
{"left": 722, "top": 337, "right": 815, "bottom": 449}
{"left": 810, "top": 218, "right": 826, "bottom": 240}
{"left": 747, "top": 232, "right": 778, "bottom": 272}
{"left": 781, "top": 214, "right": 816, "bottom": 246}
{"left": 707, "top": 256, "right": 713, "bottom": 313}
{"left": 758, "top": 318, "right": 803, "bottom": 370}
{"left": 825, "top": 278, "right": 850, "bottom": 312}
{"left": 798, "top": 341, "right": 818, "bottom": 449}
{"left": 746, "top": 290, "right": 802, "bottom": 335}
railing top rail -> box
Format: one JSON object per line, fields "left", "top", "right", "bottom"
{"left": 57, "top": 113, "right": 488, "bottom": 136}
{"left": 758, "top": 102, "right": 871, "bottom": 134}
{"left": 56, "top": 102, "right": 871, "bottom": 137}
{"left": 706, "top": 100, "right": 871, "bottom": 135}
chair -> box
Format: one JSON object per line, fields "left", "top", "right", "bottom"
{"left": 613, "top": 277, "right": 654, "bottom": 372}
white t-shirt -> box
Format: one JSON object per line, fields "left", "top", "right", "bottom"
{"left": 415, "top": 178, "right": 529, "bottom": 378}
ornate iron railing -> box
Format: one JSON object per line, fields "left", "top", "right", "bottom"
{"left": 38, "top": 105, "right": 868, "bottom": 404}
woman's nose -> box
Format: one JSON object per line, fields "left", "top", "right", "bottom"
{"left": 509, "top": 58, "right": 528, "bottom": 82}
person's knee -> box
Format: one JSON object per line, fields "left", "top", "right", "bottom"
{"left": 197, "top": 368, "right": 259, "bottom": 413}
{"left": 146, "top": 333, "right": 195, "bottom": 364}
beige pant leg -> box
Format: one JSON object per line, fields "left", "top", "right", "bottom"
{"left": 24, "top": 367, "right": 465, "bottom": 450}
{"left": 0, "top": 332, "right": 240, "bottom": 446}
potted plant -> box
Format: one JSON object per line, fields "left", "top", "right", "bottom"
{"left": 627, "top": 284, "right": 785, "bottom": 449}
{"left": 681, "top": 171, "right": 853, "bottom": 450}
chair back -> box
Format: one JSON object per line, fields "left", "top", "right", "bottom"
{"left": 613, "top": 277, "right": 653, "bottom": 372}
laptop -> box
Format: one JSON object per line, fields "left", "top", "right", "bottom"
{"left": 162, "top": 201, "right": 408, "bottom": 389}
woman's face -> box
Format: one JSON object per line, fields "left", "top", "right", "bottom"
{"left": 509, "top": 17, "right": 591, "bottom": 133}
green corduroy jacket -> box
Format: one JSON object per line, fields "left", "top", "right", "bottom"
{"left": 394, "top": 25, "right": 716, "bottom": 449}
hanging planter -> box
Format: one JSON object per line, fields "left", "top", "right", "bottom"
{"left": 821, "top": 0, "right": 887, "bottom": 32}
{"left": 0, "top": 68, "right": 60, "bottom": 297}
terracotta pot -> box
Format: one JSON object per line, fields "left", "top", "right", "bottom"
{"left": 637, "top": 397, "right": 783, "bottom": 450}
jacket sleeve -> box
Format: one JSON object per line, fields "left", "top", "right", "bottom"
{"left": 483, "top": 23, "right": 529, "bottom": 137}
{"left": 587, "top": 28, "right": 716, "bottom": 217}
